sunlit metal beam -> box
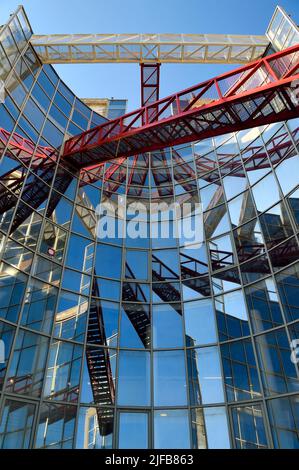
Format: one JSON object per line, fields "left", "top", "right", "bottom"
{"left": 30, "top": 33, "right": 269, "bottom": 64}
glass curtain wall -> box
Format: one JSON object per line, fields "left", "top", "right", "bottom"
{"left": 0, "top": 6, "right": 298, "bottom": 449}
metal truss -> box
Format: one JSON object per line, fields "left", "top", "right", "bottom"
{"left": 266, "top": 5, "right": 299, "bottom": 52}
{"left": 141, "top": 63, "right": 160, "bottom": 124}
{"left": 0, "top": 127, "right": 54, "bottom": 162}
{"left": 30, "top": 33, "right": 269, "bottom": 64}
{"left": 1, "top": 125, "right": 297, "bottom": 209}
{"left": 62, "top": 44, "right": 299, "bottom": 168}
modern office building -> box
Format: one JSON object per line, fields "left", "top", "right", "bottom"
{"left": 0, "top": 4, "right": 298, "bottom": 449}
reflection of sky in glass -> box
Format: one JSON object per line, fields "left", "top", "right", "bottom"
{"left": 154, "top": 410, "right": 190, "bottom": 449}
{"left": 119, "top": 413, "right": 148, "bottom": 449}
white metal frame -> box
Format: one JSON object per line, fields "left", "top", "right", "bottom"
{"left": 30, "top": 33, "right": 269, "bottom": 64}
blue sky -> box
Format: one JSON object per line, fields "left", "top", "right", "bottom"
{"left": 1, "top": 0, "right": 298, "bottom": 111}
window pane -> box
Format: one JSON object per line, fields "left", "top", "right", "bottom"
{"left": 190, "top": 409, "right": 207, "bottom": 449}
{"left": 154, "top": 351, "right": 187, "bottom": 406}
{"left": 276, "top": 263, "right": 299, "bottom": 322}
{"left": 231, "top": 404, "right": 268, "bottom": 449}
{"left": 153, "top": 304, "right": 183, "bottom": 348}
{"left": 35, "top": 403, "right": 76, "bottom": 449}
{"left": 255, "top": 328, "right": 299, "bottom": 396}
{"left": 0, "top": 399, "right": 35, "bottom": 449}
{"left": 76, "top": 407, "right": 114, "bottom": 449}
{"left": 6, "top": 330, "right": 49, "bottom": 397}
{"left": 221, "top": 339, "right": 261, "bottom": 402}
{"left": 154, "top": 410, "right": 190, "bottom": 449}
{"left": 0, "top": 321, "right": 16, "bottom": 390}
{"left": 20, "top": 278, "right": 58, "bottom": 334}
{"left": 95, "top": 244, "right": 122, "bottom": 279}
{"left": 267, "top": 395, "right": 299, "bottom": 449}
{"left": 117, "top": 351, "right": 150, "bottom": 406}
{"left": 184, "top": 299, "right": 217, "bottom": 346}
{"left": 119, "top": 413, "right": 148, "bottom": 449}
{"left": 81, "top": 347, "right": 116, "bottom": 407}
{"left": 203, "top": 407, "right": 230, "bottom": 449}
{"left": 245, "top": 278, "right": 283, "bottom": 333}
{"left": 43, "top": 340, "right": 82, "bottom": 402}
{"left": 0, "top": 263, "right": 27, "bottom": 323}
{"left": 216, "top": 290, "right": 250, "bottom": 341}
{"left": 187, "top": 347, "right": 224, "bottom": 405}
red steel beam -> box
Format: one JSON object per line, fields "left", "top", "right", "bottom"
{"left": 0, "top": 127, "right": 55, "bottom": 161}
{"left": 140, "top": 63, "right": 160, "bottom": 106}
{"left": 0, "top": 127, "right": 126, "bottom": 188}
{"left": 62, "top": 45, "right": 299, "bottom": 168}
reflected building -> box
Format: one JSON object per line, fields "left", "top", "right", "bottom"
{"left": 0, "top": 5, "right": 298, "bottom": 449}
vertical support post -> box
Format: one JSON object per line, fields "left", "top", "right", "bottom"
{"left": 140, "top": 63, "right": 161, "bottom": 124}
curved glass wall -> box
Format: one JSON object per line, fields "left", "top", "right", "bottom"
{"left": 0, "top": 6, "right": 298, "bottom": 450}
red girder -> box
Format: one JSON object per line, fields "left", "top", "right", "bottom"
{"left": 63, "top": 45, "right": 299, "bottom": 168}
{"left": 140, "top": 63, "right": 161, "bottom": 124}
{"left": 0, "top": 127, "right": 54, "bottom": 160}
{"left": 0, "top": 126, "right": 125, "bottom": 188}
{"left": 1, "top": 125, "right": 298, "bottom": 194}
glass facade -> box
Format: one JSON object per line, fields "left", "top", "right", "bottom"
{"left": 0, "top": 6, "right": 298, "bottom": 450}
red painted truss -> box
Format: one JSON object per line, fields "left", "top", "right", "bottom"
{"left": 140, "top": 63, "right": 160, "bottom": 122}
{"left": 63, "top": 44, "right": 299, "bottom": 168}
{"left": 0, "top": 127, "right": 55, "bottom": 161}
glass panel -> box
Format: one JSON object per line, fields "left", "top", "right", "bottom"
{"left": 43, "top": 340, "right": 82, "bottom": 402}
{"left": 119, "top": 413, "right": 148, "bottom": 449}
{"left": 276, "top": 155, "right": 299, "bottom": 196}
{"left": 223, "top": 172, "right": 247, "bottom": 201}
{"left": 20, "top": 278, "right": 58, "bottom": 334}
{"left": 87, "top": 299, "right": 119, "bottom": 347}
{"left": 240, "top": 253, "right": 271, "bottom": 284}
{"left": 231, "top": 404, "right": 268, "bottom": 449}
{"left": 228, "top": 191, "right": 256, "bottom": 228}
{"left": 153, "top": 303, "right": 183, "bottom": 348}
{"left": 209, "top": 234, "right": 235, "bottom": 271}
{"left": 180, "top": 244, "right": 209, "bottom": 277}
{"left": 154, "top": 410, "right": 190, "bottom": 449}
{"left": 35, "top": 403, "right": 76, "bottom": 449}
{"left": 76, "top": 407, "right": 114, "bottom": 449}
{"left": 203, "top": 407, "right": 230, "bottom": 449}
{"left": 276, "top": 263, "right": 299, "bottom": 322}
{"left": 190, "top": 409, "right": 207, "bottom": 449}
{"left": 81, "top": 347, "right": 116, "bottom": 407}
{"left": 221, "top": 339, "right": 261, "bottom": 402}
{"left": 0, "top": 321, "right": 15, "bottom": 390}
{"left": 117, "top": 351, "right": 150, "bottom": 406}
{"left": 245, "top": 278, "right": 284, "bottom": 333}
{"left": 233, "top": 219, "right": 265, "bottom": 264}
{"left": 0, "top": 399, "right": 35, "bottom": 449}
{"left": 205, "top": 205, "right": 230, "bottom": 238}
{"left": 39, "top": 221, "right": 67, "bottom": 263}
{"left": 54, "top": 291, "right": 88, "bottom": 342}
{"left": 66, "top": 235, "right": 94, "bottom": 271}
{"left": 95, "top": 244, "right": 122, "bottom": 279}
{"left": 184, "top": 299, "right": 217, "bottom": 346}
{"left": 287, "top": 187, "right": 299, "bottom": 228}
{"left": 252, "top": 173, "right": 280, "bottom": 213}
{"left": 126, "top": 249, "right": 148, "bottom": 280}
{"left": 215, "top": 290, "right": 250, "bottom": 341}
{"left": 0, "top": 263, "right": 27, "bottom": 323}
{"left": 187, "top": 346, "right": 224, "bottom": 405}
{"left": 259, "top": 201, "right": 294, "bottom": 248}
{"left": 6, "top": 329, "right": 49, "bottom": 397}
{"left": 267, "top": 395, "right": 299, "bottom": 449}
{"left": 255, "top": 328, "right": 299, "bottom": 396}
{"left": 153, "top": 351, "right": 187, "bottom": 406}
{"left": 119, "top": 303, "right": 150, "bottom": 349}
{"left": 95, "top": 278, "right": 120, "bottom": 301}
